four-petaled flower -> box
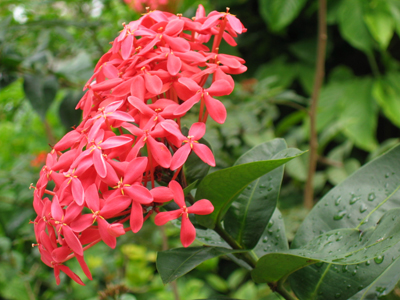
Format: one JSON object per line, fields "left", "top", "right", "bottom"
{"left": 155, "top": 180, "right": 214, "bottom": 247}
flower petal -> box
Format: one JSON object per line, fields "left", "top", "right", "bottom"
{"left": 93, "top": 148, "right": 107, "bottom": 179}
{"left": 150, "top": 186, "right": 174, "bottom": 203}
{"left": 204, "top": 93, "right": 227, "bottom": 124}
{"left": 125, "top": 157, "right": 148, "bottom": 183}
{"left": 63, "top": 226, "right": 83, "bottom": 256}
{"left": 188, "top": 199, "right": 214, "bottom": 215}
{"left": 76, "top": 254, "right": 93, "bottom": 280}
{"left": 168, "top": 180, "right": 185, "bottom": 208}
{"left": 154, "top": 210, "right": 181, "bottom": 226}
{"left": 188, "top": 122, "right": 206, "bottom": 140}
{"left": 101, "top": 195, "right": 131, "bottom": 218}
{"left": 70, "top": 214, "right": 94, "bottom": 232}
{"left": 193, "top": 143, "right": 215, "bottom": 167}
{"left": 147, "top": 136, "right": 171, "bottom": 168}
{"left": 124, "top": 185, "right": 153, "bottom": 204}
{"left": 170, "top": 144, "right": 191, "bottom": 171}
{"left": 58, "top": 264, "right": 85, "bottom": 285}
{"left": 129, "top": 201, "right": 144, "bottom": 233}
{"left": 167, "top": 53, "right": 181, "bottom": 76}
{"left": 180, "top": 214, "right": 196, "bottom": 247}
{"left": 98, "top": 217, "right": 116, "bottom": 248}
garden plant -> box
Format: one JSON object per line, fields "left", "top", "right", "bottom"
{"left": 2, "top": 0, "right": 400, "bottom": 300}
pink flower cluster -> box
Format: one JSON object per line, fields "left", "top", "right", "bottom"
{"left": 31, "top": 6, "right": 246, "bottom": 285}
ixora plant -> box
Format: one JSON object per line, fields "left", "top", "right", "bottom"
{"left": 30, "top": 5, "right": 400, "bottom": 300}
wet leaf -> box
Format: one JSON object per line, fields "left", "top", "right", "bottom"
{"left": 290, "top": 144, "right": 400, "bottom": 300}
{"left": 195, "top": 142, "right": 304, "bottom": 229}
{"left": 224, "top": 139, "right": 286, "bottom": 249}
{"left": 253, "top": 208, "right": 400, "bottom": 283}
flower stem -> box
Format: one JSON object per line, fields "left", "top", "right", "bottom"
{"left": 304, "top": 0, "right": 327, "bottom": 209}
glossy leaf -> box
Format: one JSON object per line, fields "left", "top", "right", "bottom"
{"left": 224, "top": 139, "right": 286, "bottom": 249}
{"left": 258, "top": 0, "right": 307, "bottom": 32}
{"left": 156, "top": 246, "right": 244, "bottom": 284}
{"left": 252, "top": 209, "right": 288, "bottom": 259}
{"left": 253, "top": 208, "right": 400, "bottom": 283}
{"left": 350, "top": 256, "right": 400, "bottom": 299}
{"left": 195, "top": 146, "right": 304, "bottom": 229}
{"left": 290, "top": 144, "right": 400, "bottom": 300}
{"left": 23, "top": 74, "right": 58, "bottom": 120}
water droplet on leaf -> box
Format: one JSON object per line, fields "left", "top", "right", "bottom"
{"left": 359, "top": 203, "right": 368, "bottom": 213}
{"left": 374, "top": 255, "right": 384, "bottom": 264}
{"left": 335, "top": 196, "right": 342, "bottom": 206}
{"left": 367, "top": 193, "right": 376, "bottom": 201}
{"left": 334, "top": 210, "right": 346, "bottom": 220}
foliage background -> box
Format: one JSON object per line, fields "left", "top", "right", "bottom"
{"left": 1, "top": 0, "right": 400, "bottom": 299}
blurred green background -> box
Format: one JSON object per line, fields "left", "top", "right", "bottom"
{"left": 1, "top": 0, "right": 400, "bottom": 299}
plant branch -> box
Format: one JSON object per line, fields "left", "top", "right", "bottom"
{"left": 276, "top": 274, "right": 298, "bottom": 300}
{"left": 304, "top": 0, "right": 327, "bottom": 209}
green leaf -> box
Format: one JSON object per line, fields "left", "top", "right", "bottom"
{"left": 23, "top": 74, "right": 58, "bottom": 120}
{"left": 289, "top": 144, "right": 400, "bottom": 300}
{"left": 364, "top": 12, "right": 394, "bottom": 50}
{"left": 195, "top": 145, "right": 305, "bottom": 229}
{"left": 253, "top": 208, "right": 400, "bottom": 284}
{"left": 255, "top": 56, "right": 297, "bottom": 88}
{"left": 339, "top": 78, "right": 378, "bottom": 151}
{"left": 183, "top": 180, "right": 198, "bottom": 196}
{"left": 350, "top": 256, "right": 400, "bottom": 299}
{"left": 156, "top": 247, "right": 244, "bottom": 284}
{"left": 258, "top": 0, "right": 308, "bottom": 32}
{"left": 372, "top": 74, "right": 400, "bottom": 128}
{"left": 58, "top": 90, "right": 83, "bottom": 129}
{"left": 338, "top": 0, "right": 373, "bottom": 52}
{"left": 224, "top": 139, "right": 286, "bottom": 249}
{"left": 252, "top": 208, "right": 289, "bottom": 259}
{"left": 387, "top": 0, "right": 400, "bottom": 36}
{"left": 316, "top": 81, "right": 347, "bottom": 133}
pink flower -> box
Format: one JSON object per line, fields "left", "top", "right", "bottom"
{"left": 154, "top": 181, "right": 214, "bottom": 247}
{"left": 161, "top": 121, "right": 215, "bottom": 170}
{"left": 31, "top": 5, "right": 246, "bottom": 284}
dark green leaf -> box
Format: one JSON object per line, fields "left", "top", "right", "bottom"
{"left": 350, "top": 256, "right": 400, "bottom": 299}
{"left": 183, "top": 180, "right": 198, "bottom": 196}
{"left": 23, "top": 74, "right": 58, "bottom": 120}
{"left": 156, "top": 247, "right": 244, "bottom": 284}
{"left": 58, "top": 90, "right": 83, "bottom": 129}
{"left": 224, "top": 139, "right": 286, "bottom": 249}
{"left": 258, "top": 0, "right": 308, "bottom": 32}
{"left": 195, "top": 146, "right": 304, "bottom": 229}
{"left": 253, "top": 208, "right": 400, "bottom": 283}
{"left": 290, "top": 144, "right": 400, "bottom": 300}
{"left": 252, "top": 208, "right": 288, "bottom": 259}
